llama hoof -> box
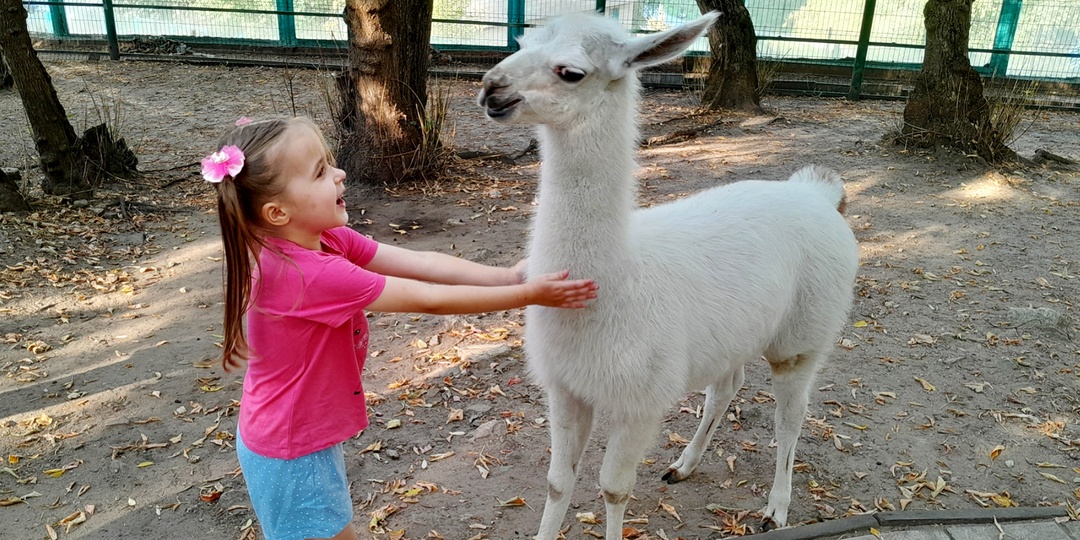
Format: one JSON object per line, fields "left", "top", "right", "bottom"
{"left": 661, "top": 468, "right": 685, "bottom": 484}
{"left": 760, "top": 518, "right": 778, "bottom": 532}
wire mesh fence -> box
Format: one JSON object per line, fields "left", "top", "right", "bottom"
{"left": 20, "top": 1, "right": 1080, "bottom": 91}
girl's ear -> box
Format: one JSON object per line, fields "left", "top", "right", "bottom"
{"left": 260, "top": 200, "right": 290, "bottom": 227}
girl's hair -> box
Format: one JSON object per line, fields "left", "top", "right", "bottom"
{"left": 213, "top": 116, "right": 326, "bottom": 370}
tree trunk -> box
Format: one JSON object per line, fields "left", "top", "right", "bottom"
{"left": 695, "top": 0, "right": 762, "bottom": 113}
{"left": 0, "top": 0, "right": 94, "bottom": 196}
{"left": 0, "top": 167, "right": 31, "bottom": 212}
{"left": 902, "top": 0, "right": 1014, "bottom": 161}
{"left": 338, "top": 0, "right": 434, "bottom": 185}
{"left": 0, "top": 52, "right": 12, "bottom": 90}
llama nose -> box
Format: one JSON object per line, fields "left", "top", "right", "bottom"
{"left": 478, "top": 74, "right": 509, "bottom": 105}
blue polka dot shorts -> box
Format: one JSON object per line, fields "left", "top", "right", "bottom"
{"left": 236, "top": 428, "right": 353, "bottom": 540}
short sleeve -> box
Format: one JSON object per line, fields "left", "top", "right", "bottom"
{"left": 254, "top": 231, "right": 386, "bottom": 329}
{"left": 290, "top": 257, "right": 386, "bottom": 328}
{"left": 323, "top": 227, "right": 379, "bottom": 266}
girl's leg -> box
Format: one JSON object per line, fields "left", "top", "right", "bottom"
{"left": 324, "top": 523, "right": 359, "bottom": 540}
{"left": 238, "top": 428, "right": 355, "bottom": 540}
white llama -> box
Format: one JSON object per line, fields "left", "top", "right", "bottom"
{"left": 478, "top": 11, "right": 859, "bottom": 539}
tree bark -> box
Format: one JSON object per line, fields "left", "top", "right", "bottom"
{"left": 0, "top": 0, "right": 94, "bottom": 196}
{"left": 0, "top": 52, "right": 12, "bottom": 90}
{"left": 0, "top": 167, "right": 30, "bottom": 212}
{"left": 902, "top": 0, "right": 1014, "bottom": 162}
{"left": 338, "top": 0, "right": 434, "bottom": 185}
{"left": 695, "top": 0, "right": 762, "bottom": 113}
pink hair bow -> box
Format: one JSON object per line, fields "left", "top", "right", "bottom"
{"left": 201, "top": 145, "right": 245, "bottom": 183}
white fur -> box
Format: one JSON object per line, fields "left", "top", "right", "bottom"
{"left": 479, "top": 11, "right": 859, "bottom": 539}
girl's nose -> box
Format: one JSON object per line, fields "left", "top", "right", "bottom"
{"left": 333, "top": 167, "right": 346, "bottom": 183}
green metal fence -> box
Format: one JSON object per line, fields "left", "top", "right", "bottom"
{"left": 22, "top": 1, "right": 1080, "bottom": 89}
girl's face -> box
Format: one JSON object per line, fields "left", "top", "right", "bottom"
{"left": 270, "top": 124, "right": 348, "bottom": 244}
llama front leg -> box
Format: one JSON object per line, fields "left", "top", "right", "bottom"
{"left": 536, "top": 385, "right": 595, "bottom": 540}
{"left": 663, "top": 365, "right": 745, "bottom": 482}
{"left": 599, "top": 414, "right": 664, "bottom": 540}
{"left": 762, "top": 352, "right": 820, "bottom": 529}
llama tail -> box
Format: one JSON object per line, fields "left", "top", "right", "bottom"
{"left": 786, "top": 165, "right": 848, "bottom": 214}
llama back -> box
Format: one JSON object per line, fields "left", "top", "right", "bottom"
{"left": 522, "top": 172, "right": 858, "bottom": 413}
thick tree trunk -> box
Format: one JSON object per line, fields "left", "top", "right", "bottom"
{"left": 695, "top": 0, "right": 762, "bottom": 113}
{"left": 902, "top": 0, "right": 1014, "bottom": 161}
{"left": 0, "top": 0, "right": 94, "bottom": 196}
{"left": 338, "top": 0, "right": 434, "bottom": 185}
{"left": 0, "top": 53, "right": 12, "bottom": 90}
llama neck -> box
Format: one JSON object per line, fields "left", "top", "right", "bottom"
{"left": 531, "top": 80, "right": 640, "bottom": 270}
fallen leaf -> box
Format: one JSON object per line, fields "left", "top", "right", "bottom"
{"left": 908, "top": 334, "right": 936, "bottom": 346}
{"left": 990, "top": 445, "right": 1005, "bottom": 460}
{"left": 1041, "top": 472, "right": 1067, "bottom": 484}
{"left": 914, "top": 376, "right": 936, "bottom": 392}
{"left": 660, "top": 501, "right": 681, "bottom": 522}
{"left": 497, "top": 496, "right": 526, "bottom": 507}
{"left": 428, "top": 451, "right": 454, "bottom": 462}
{"left": 576, "top": 512, "right": 601, "bottom": 524}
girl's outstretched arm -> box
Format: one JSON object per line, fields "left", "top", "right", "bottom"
{"left": 364, "top": 243, "right": 522, "bottom": 286}
{"left": 365, "top": 270, "right": 597, "bottom": 315}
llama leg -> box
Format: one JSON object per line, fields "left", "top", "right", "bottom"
{"left": 599, "top": 414, "right": 663, "bottom": 540}
{"left": 762, "top": 352, "right": 821, "bottom": 529}
{"left": 536, "top": 385, "right": 595, "bottom": 540}
{"left": 663, "top": 365, "right": 745, "bottom": 482}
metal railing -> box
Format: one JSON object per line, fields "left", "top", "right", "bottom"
{"left": 22, "top": 0, "right": 1080, "bottom": 100}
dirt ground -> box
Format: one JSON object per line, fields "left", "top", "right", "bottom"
{"left": 1, "top": 60, "right": 1079, "bottom": 540}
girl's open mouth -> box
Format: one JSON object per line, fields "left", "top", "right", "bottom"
{"left": 336, "top": 197, "right": 345, "bottom": 207}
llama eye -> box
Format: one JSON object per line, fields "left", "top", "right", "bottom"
{"left": 554, "top": 66, "right": 586, "bottom": 82}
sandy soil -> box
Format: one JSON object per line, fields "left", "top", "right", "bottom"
{"left": 1, "top": 60, "right": 1079, "bottom": 540}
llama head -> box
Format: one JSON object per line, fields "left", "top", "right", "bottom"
{"left": 478, "top": 11, "right": 719, "bottom": 128}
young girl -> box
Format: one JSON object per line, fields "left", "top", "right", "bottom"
{"left": 204, "top": 116, "right": 597, "bottom": 540}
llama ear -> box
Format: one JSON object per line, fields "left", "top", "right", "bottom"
{"left": 620, "top": 11, "right": 720, "bottom": 72}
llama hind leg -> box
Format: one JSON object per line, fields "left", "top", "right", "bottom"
{"left": 536, "top": 385, "right": 595, "bottom": 540}
{"left": 663, "top": 365, "right": 746, "bottom": 482}
{"left": 599, "top": 413, "right": 664, "bottom": 540}
{"left": 762, "top": 351, "right": 822, "bottom": 529}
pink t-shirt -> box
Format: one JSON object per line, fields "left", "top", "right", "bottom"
{"left": 239, "top": 227, "right": 386, "bottom": 459}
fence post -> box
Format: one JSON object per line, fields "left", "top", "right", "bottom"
{"left": 276, "top": 0, "right": 297, "bottom": 48}
{"left": 595, "top": 0, "right": 606, "bottom": 14}
{"left": 508, "top": 0, "right": 524, "bottom": 51}
{"left": 848, "top": 0, "right": 876, "bottom": 100}
{"left": 102, "top": 0, "right": 120, "bottom": 60}
{"left": 48, "top": 0, "right": 70, "bottom": 38}
{"left": 989, "top": 0, "right": 1022, "bottom": 77}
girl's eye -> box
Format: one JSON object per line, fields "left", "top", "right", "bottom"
{"left": 554, "top": 66, "right": 586, "bottom": 82}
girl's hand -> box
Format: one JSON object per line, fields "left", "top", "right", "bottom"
{"left": 529, "top": 270, "right": 598, "bottom": 308}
